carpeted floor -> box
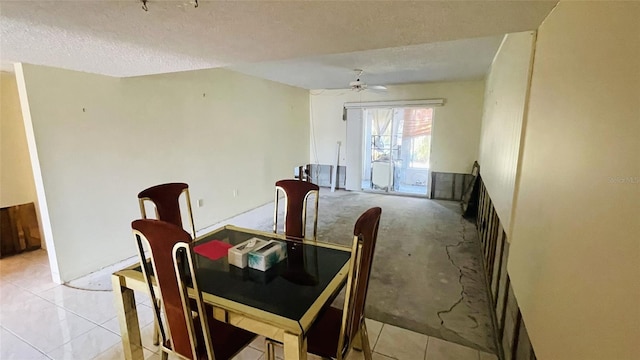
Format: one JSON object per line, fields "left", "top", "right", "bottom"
{"left": 205, "top": 189, "right": 496, "bottom": 353}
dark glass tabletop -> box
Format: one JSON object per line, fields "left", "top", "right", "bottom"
{"left": 137, "top": 227, "right": 351, "bottom": 324}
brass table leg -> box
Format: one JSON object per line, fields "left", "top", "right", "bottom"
{"left": 283, "top": 331, "right": 307, "bottom": 360}
{"left": 112, "top": 274, "right": 144, "bottom": 360}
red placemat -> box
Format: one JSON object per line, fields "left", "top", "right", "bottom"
{"left": 194, "top": 240, "right": 232, "bottom": 261}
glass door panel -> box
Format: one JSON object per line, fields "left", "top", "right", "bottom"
{"left": 362, "top": 107, "right": 433, "bottom": 196}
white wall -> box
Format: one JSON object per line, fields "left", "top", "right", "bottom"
{"left": 508, "top": 2, "right": 640, "bottom": 359}
{"left": 477, "top": 32, "right": 535, "bottom": 238}
{"left": 17, "top": 64, "right": 309, "bottom": 282}
{"left": 310, "top": 81, "right": 485, "bottom": 174}
{"left": 0, "top": 72, "right": 37, "bottom": 208}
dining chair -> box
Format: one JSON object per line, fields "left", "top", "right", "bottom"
{"left": 266, "top": 207, "right": 382, "bottom": 360}
{"left": 132, "top": 219, "right": 256, "bottom": 360}
{"left": 273, "top": 179, "right": 319, "bottom": 240}
{"left": 138, "top": 182, "right": 196, "bottom": 238}
{"left": 138, "top": 182, "right": 196, "bottom": 345}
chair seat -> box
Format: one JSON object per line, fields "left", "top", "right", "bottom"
{"left": 307, "top": 306, "right": 343, "bottom": 359}
{"left": 164, "top": 315, "right": 255, "bottom": 360}
{"left": 202, "top": 316, "right": 256, "bottom": 360}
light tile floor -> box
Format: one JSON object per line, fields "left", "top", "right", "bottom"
{"left": 0, "top": 250, "right": 498, "bottom": 360}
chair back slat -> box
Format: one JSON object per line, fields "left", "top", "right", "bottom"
{"left": 133, "top": 219, "right": 198, "bottom": 359}
{"left": 138, "top": 183, "right": 195, "bottom": 237}
{"left": 339, "top": 207, "right": 382, "bottom": 358}
{"left": 274, "top": 179, "right": 319, "bottom": 239}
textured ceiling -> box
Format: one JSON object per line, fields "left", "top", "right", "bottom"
{"left": 0, "top": 1, "right": 557, "bottom": 78}
{"left": 228, "top": 35, "right": 505, "bottom": 89}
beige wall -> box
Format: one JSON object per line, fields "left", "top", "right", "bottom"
{"left": 310, "top": 81, "right": 485, "bottom": 174}
{"left": 508, "top": 2, "right": 640, "bottom": 359}
{"left": 0, "top": 72, "right": 37, "bottom": 208}
{"left": 17, "top": 64, "right": 309, "bottom": 281}
{"left": 478, "top": 32, "right": 535, "bottom": 238}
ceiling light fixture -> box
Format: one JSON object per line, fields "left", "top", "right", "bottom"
{"left": 349, "top": 69, "right": 387, "bottom": 92}
{"left": 141, "top": 0, "right": 198, "bottom": 12}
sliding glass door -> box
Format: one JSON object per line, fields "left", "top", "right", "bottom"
{"left": 361, "top": 107, "right": 433, "bottom": 196}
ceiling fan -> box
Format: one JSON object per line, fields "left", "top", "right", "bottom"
{"left": 349, "top": 69, "right": 387, "bottom": 92}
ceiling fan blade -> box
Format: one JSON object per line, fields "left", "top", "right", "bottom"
{"left": 368, "top": 85, "right": 388, "bottom": 92}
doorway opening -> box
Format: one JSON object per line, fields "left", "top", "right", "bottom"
{"left": 361, "top": 107, "right": 433, "bottom": 196}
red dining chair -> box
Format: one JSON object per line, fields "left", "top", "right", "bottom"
{"left": 266, "top": 207, "right": 382, "bottom": 360}
{"left": 132, "top": 219, "right": 256, "bottom": 360}
{"left": 138, "top": 182, "right": 196, "bottom": 238}
{"left": 138, "top": 182, "right": 197, "bottom": 345}
{"left": 273, "top": 179, "right": 319, "bottom": 240}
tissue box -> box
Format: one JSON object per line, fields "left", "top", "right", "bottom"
{"left": 228, "top": 237, "right": 267, "bottom": 268}
{"left": 248, "top": 240, "right": 287, "bottom": 271}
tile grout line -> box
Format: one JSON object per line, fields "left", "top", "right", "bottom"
{"left": 6, "top": 278, "right": 58, "bottom": 295}
{"left": 97, "top": 323, "right": 121, "bottom": 337}
{"left": 1, "top": 254, "right": 116, "bottom": 359}
{"left": 424, "top": 335, "right": 430, "bottom": 360}
{"left": 1, "top": 262, "right": 58, "bottom": 358}
{"left": 33, "top": 290, "right": 108, "bottom": 328}
{"left": 14, "top": 285, "right": 119, "bottom": 357}
{"left": 371, "top": 323, "right": 384, "bottom": 351}
{"left": 34, "top": 281, "right": 145, "bottom": 332}
{"left": 46, "top": 326, "right": 122, "bottom": 359}
{"left": 0, "top": 324, "right": 54, "bottom": 359}
{"left": 372, "top": 324, "right": 400, "bottom": 360}
{"left": 91, "top": 344, "right": 123, "bottom": 360}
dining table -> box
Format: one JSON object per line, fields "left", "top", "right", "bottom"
{"left": 112, "top": 224, "right": 352, "bottom": 360}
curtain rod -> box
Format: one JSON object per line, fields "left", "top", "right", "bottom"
{"left": 343, "top": 99, "right": 445, "bottom": 109}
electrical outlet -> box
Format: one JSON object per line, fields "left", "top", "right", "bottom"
{"left": 197, "top": 199, "right": 204, "bottom": 207}
{"left": 233, "top": 189, "right": 238, "bottom": 198}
